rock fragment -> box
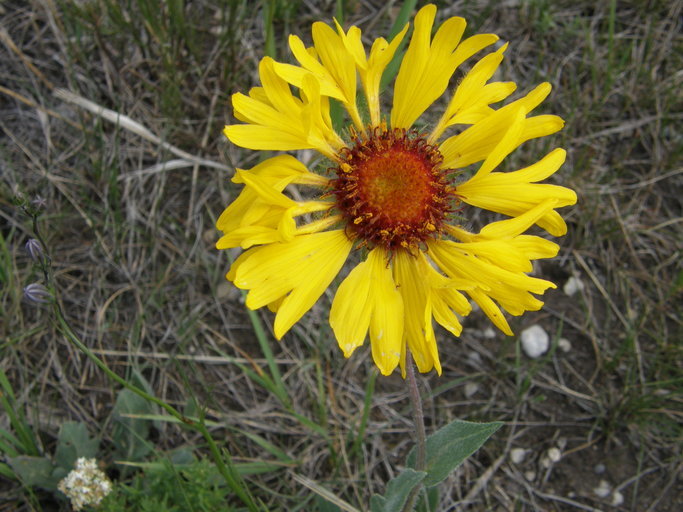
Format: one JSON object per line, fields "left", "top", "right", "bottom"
{"left": 520, "top": 325, "right": 549, "bottom": 358}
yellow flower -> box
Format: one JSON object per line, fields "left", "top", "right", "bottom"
{"left": 217, "top": 4, "right": 577, "bottom": 376}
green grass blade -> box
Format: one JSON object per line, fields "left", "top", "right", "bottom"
{"left": 380, "top": 0, "right": 418, "bottom": 92}
{"left": 245, "top": 304, "right": 291, "bottom": 407}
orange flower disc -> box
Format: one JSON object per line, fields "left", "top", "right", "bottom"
{"left": 332, "top": 127, "right": 456, "bottom": 251}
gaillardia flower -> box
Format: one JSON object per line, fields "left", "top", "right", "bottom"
{"left": 217, "top": 4, "right": 576, "bottom": 376}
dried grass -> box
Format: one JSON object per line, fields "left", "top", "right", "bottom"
{"left": 1, "top": 0, "right": 681, "bottom": 510}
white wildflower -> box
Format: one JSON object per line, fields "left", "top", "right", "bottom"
{"left": 58, "top": 458, "right": 112, "bottom": 511}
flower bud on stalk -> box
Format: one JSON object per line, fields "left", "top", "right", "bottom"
{"left": 25, "top": 238, "right": 43, "bottom": 263}
{"left": 23, "top": 283, "right": 52, "bottom": 304}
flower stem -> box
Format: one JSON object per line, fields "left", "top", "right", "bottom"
{"left": 406, "top": 351, "right": 426, "bottom": 471}
{"left": 402, "top": 350, "right": 427, "bottom": 512}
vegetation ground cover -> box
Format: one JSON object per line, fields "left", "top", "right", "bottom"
{"left": 1, "top": 0, "right": 681, "bottom": 510}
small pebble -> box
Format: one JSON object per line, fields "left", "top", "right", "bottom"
{"left": 558, "top": 338, "right": 572, "bottom": 353}
{"left": 593, "top": 480, "right": 611, "bottom": 498}
{"left": 464, "top": 382, "right": 479, "bottom": 398}
{"left": 611, "top": 490, "right": 624, "bottom": 506}
{"left": 547, "top": 447, "right": 562, "bottom": 463}
{"left": 594, "top": 463, "right": 606, "bottom": 474}
{"left": 482, "top": 327, "right": 496, "bottom": 339}
{"left": 520, "top": 325, "right": 549, "bottom": 358}
{"left": 563, "top": 275, "right": 585, "bottom": 296}
{"left": 510, "top": 448, "right": 526, "bottom": 464}
{"left": 524, "top": 470, "right": 536, "bottom": 481}
{"left": 467, "top": 351, "right": 482, "bottom": 365}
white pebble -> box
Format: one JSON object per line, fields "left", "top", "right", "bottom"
{"left": 593, "top": 480, "right": 611, "bottom": 498}
{"left": 520, "top": 325, "right": 549, "bottom": 358}
{"left": 563, "top": 275, "right": 585, "bottom": 296}
{"left": 611, "top": 490, "right": 624, "bottom": 506}
{"left": 558, "top": 338, "right": 572, "bottom": 353}
{"left": 467, "top": 351, "right": 482, "bottom": 365}
{"left": 547, "top": 447, "right": 562, "bottom": 462}
{"left": 541, "top": 456, "right": 552, "bottom": 469}
{"left": 482, "top": 327, "right": 496, "bottom": 339}
{"left": 594, "top": 463, "right": 606, "bottom": 474}
{"left": 524, "top": 470, "right": 536, "bottom": 481}
{"left": 464, "top": 382, "right": 479, "bottom": 398}
{"left": 510, "top": 448, "right": 526, "bottom": 464}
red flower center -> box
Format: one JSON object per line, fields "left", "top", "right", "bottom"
{"left": 332, "top": 127, "right": 456, "bottom": 251}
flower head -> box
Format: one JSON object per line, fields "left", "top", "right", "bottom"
{"left": 217, "top": 4, "right": 576, "bottom": 376}
{"left": 58, "top": 458, "right": 112, "bottom": 511}
{"left": 23, "top": 282, "right": 52, "bottom": 304}
{"left": 25, "top": 238, "right": 44, "bottom": 263}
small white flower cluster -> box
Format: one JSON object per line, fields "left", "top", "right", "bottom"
{"left": 58, "top": 458, "right": 112, "bottom": 511}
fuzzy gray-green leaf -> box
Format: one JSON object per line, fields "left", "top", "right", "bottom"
{"left": 54, "top": 421, "right": 100, "bottom": 471}
{"left": 7, "top": 456, "right": 59, "bottom": 489}
{"left": 370, "top": 468, "right": 426, "bottom": 512}
{"left": 408, "top": 420, "right": 502, "bottom": 487}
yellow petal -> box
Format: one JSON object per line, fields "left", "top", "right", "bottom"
{"left": 393, "top": 251, "right": 464, "bottom": 375}
{"left": 224, "top": 124, "right": 311, "bottom": 152}
{"left": 428, "top": 238, "right": 557, "bottom": 336}
{"left": 273, "top": 231, "right": 353, "bottom": 339}
{"left": 329, "top": 256, "right": 375, "bottom": 357}
{"left": 367, "top": 248, "right": 403, "bottom": 376}
{"left": 469, "top": 288, "right": 513, "bottom": 335}
{"left": 330, "top": 248, "right": 404, "bottom": 375}
{"left": 430, "top": 44, "right": 514, "bottom": 140}
{"left": 392, "top": 7, "right": 464, "bottom": 129}
{"left": 393, "top": 251, "right": 431, "bottom": 372}
{"left": 456, "top": 149, "right": 577, "bottom": 236}
{"left": 226, "top": 57, "right": 343, "bottom": 158}
{"left": 439, "top": 83, "right": 562, "bottom": 169}
{"left": 363, "top": 24, "right": 409, "bottom": 126}
{"left": 228, "top": 231, "right": 352, "bottom": 339}
{"left": 235, "top": 169, "right": 297, "bottom": 208}
{"left": 475, "top": 108, "right": 526, "bottom": 178}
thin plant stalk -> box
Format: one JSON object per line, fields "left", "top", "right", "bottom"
{"left": 402, "top": 350, "right": 427, "bottom": 512}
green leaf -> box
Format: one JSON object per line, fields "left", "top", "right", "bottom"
{"left": 54, "top": 422, "right": 100, "bottom": 471}
{"left": 379, "top": 0, "right": 418, "bottom": 92}
{"left": 7, "top": 456, "right": 59, "bottom": 489}
{"left": 0, "top": 462, "right": 17, "bottom": 480}
{"left": 111, "top": 388, "right": 154, "bottom": 462}
{"left": 315, "top": 495, "right": 343, "bottom": 512}
{"left": 416, "top": 485, "right": 439, "bottom": 512}
{"left": 370, "top": 468, "right": 426, "bottom": 512}
{"left": 408, "top": 420, "right": 502, "bottom": 487}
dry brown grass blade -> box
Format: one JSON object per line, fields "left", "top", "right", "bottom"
{"left": 0, "top": 85, "right": 80, "bottom": 129}
{"left": 89, "top": 349, "right": 294, "bottom": 366}
{"left": 0, "top": 26, "right": 55, "bottom": 90}
{"left": 290, "top": 473, "right": 361, "bottom": 512}
{"left": 53, "top": 88, "right": 232, "bottom": 173}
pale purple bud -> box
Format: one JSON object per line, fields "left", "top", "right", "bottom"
{"left": 23, "top": 283, "right": 52, "bottom": 304}
{"left": 25, "top": 239, "right": 43, "bottom": 262}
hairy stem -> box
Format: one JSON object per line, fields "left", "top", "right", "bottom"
{"left": 402, "top": 350, "right": 427, "bottom": 512}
